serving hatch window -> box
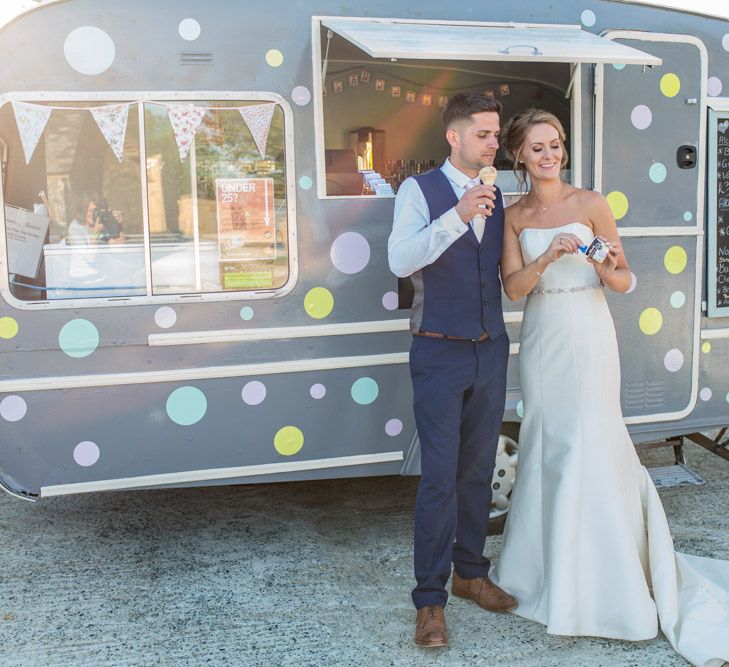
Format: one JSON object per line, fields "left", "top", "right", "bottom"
{"left": 0, "top": 97, "right": 292, "bottom": 304}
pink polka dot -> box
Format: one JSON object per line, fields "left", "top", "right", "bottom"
{"left": 663, "top": 349, "right": 684, "bottom": 373}
{"left": 242, "top": 381, "right": 266, "bottom": 405}
{"left": 330, "top": 232, "right": 371, "bottom": 275}
{"left": 0, "top": 395, "right": 27, "bottom": 422}
{"left": 74, "top": 441, "right": 100, "bottom": 466}
{"left": 382, "top": 291, "right": 398, "bottom": 310}
{"left": 630, "top": 105, "right": 652, "bottom": 130}
{"left": 310, "top": 383, "right": 326, "bottom": 399}
{"left": 385, "top": 418, "right": 403, "bottom": 436}
{"left": 699, "top": 387, "right": 712, "bottom": 401}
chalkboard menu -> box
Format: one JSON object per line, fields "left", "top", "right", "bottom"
{"left": 708, "top": 110, "right": 729, "bottom": 317}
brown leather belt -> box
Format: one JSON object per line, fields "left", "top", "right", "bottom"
{"left": 414, "top": 330, "right": 490, "bottom": 342}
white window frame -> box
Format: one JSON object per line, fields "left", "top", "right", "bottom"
{"left": 0, "top": 90, "right": 299, "bottom": 310}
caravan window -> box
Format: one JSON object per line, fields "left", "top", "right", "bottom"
{"left": 0, "top": 98, "right": 291, "bottom": 304}
{"left": 317, "top": 26, "right": 572, "bottom": 197}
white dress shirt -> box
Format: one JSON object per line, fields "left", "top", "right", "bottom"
{"left": 388, "top": 159, "right": 500, "bottom": 278}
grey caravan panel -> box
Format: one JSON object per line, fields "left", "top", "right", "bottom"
{"left": 600, "top": 35, "right": 704, "bottom": 421}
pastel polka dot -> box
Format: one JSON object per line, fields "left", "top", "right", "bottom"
{"left": 351, "top": 377, "right": 379, "bottom": 405}
{"left": 166, "top": 386, "right": 207, "bottom": 426}
{"left": 0, "top": 316, "right": 19, "bottom": 339}
{"left": 639, "top": 307, "right": 663, "bottom": 335}
{"left": 649, "top": 162, "right": 667, "bottom": 184}
{"left": 683, "top": 211, "right": 693, "bottom": 222}
{"left": 74, "top": 440, "right": 100, "bottom": 466}
{"left": 385, "top": 418, "right": 403, "bottom": 436}
{"left": 304, "top": 287, "right": 334, "bottom": 319}
{"left": 669, "top": 290, "right": 685, "bottom": 308}
{"left": 266, "top": 49, "right": 284, "bottom": 67}
{"left": 330, "top": 232, "right": 371, "bottom": 275}
{"left": 292, "top": 86, "right": 311, "bottom": 106}
{"left": 663, "top": 349, "right": 684, "bottom": 372}
{"left": 702, "top": 342, "right": 711, "bottom": 354}
{"left": 178, "top": 18, "right": 201, "bottom": 41}
{"left": 382, "top": 291, "right": 398, "bottom": 310}
{"left": 274, "top": 426, "right": 304, "bottom": 456}
{"left": 606, "top": 191, "right": 629, "bottom": 220}
{"left": 59, "top": 319, "right": 99, "bottom": 358}
{"left": 64, "top": 26, "right": 115, "bottom": 75}
{"left": 664, "top": 246, "right": 687, "bottom": 274}
{"left": 659, "top": 73, "right": 681, "bottom": 98}
{"left": 580, "top": 9, "right": 596, "bottom": 27}
{"left": 612, "top": 63, "right": 626, "bottom": 71}
{"left": 700, "top": 387, "right": 712, "bottom": 401}
{"left": 723, "top": 34, "right": 729, "bottom": 52}
{"left": 630, "top": 105, "right": 652, "bottom": 130}
{"left": 626, "top": 272, "right": 638, "bottom": 294}
{"left": 154, "top": 306, "right": 177, "bottom": 329}
{"left": 310, "top": 383, "right": 326, "bottom": 399}
{"left": 725, "top": 392, "right": 729, "bottom": 404}
{"left": 708, "top": 77, "right": 723, "bottom": 97}
{"left": 240, "top": 306, "right": 254, "bottom": 321}
{"left": 516, "top": 400, "right": 524, "bottom": 418}
{"left": 242, "top": 381, "right": 266, "bottom": 406}
{"left": 0, "top": 395, "right": 27, "bottom": 422}
{"left": 298, "top": 176, "right": 313, "bottom": 190}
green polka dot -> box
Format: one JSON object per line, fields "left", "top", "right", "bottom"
{"left": 0, "top": 316, "right": 19, "bottom": 339}
{"left": 726, "top": 392, "right": 729, "bottom": 404}
{"left": 58, "top": 319, "right": 99, "bottom": 358}
{"left": 351, "top": 377, "right": 379, "bottom": 405}
{"left": 274, "top": 426, "right": 304, "bottom": 455}
{"left": 166, "top": 386, "right": 207, "bottom": 426}
{"left": 664, "top": 246, "right": 687, "bottom": 274}
{"left": 299, "top": 176, "right": 313, "bottom": 190}
{"left": 266, "top": 49, "right": 283, "bottom": 67}
{"left": 516, "top": 400, "right": 524, "bottom": 418}
{"left": 649, "top": 162, "right": 667, "bottom": 184}
{"left": 659, "top": 73, "right": 681, "bottom": 97}
{"left": 669, "top": 291, "right": 685, "bottom": 308}
{"left": 683, "top": 211, "right": 693, "bottom": 222}
{"left": 304, "top": 287, "right": 334, "bottom": 319}
{"left": 639, "top": 308, "right": 663, "bottom": 335}
{"left": 606, "top": 191, "right": 629, "bottom": 220}
{"left": 612, "top": 63, "right": 626, "bottom": 71}
{"left": 240, "top": 306, "right": 254, "bottom": 321}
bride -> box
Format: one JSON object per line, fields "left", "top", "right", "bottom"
{"left": 491, "top": 108, "right": 729, "bottom": 667}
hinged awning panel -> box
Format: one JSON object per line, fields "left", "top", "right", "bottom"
{"left": 321, "top": 19, "right": 662, "bottom": 66}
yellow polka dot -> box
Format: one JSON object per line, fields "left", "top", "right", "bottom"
{"left": 606, "top": 191, "right": 629, "bottom": 220}
{"left": 265, "top": 49, "right": 284, "bottom": 67}
{"left": 0, "top": 316, "right": 19, "bottom": 339}
{"left": 664, "top": 246, "right": 687, "bottom": 274}
{"left": 639, "top": 307, "right": 663, "bottom": 335}
{"left": 274, "top": 426, "right": 304, "bottom": 456}
{"left": 660, "top": 73, "right": 681, "bottom": 98}
{"left": 304, "top": 287, "right": 334, "bottom": 319}
{"left": 702, "top": 342, "right": 711, "bottom": 354}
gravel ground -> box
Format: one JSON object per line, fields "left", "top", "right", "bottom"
{"left": 0, "top": 440, "right": 727, "bottom": 666}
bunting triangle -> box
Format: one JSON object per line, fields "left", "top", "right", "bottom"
{"left": 239, "top": 103, "right": 275, "bottom": 159}
{"left": 166, "top": 104, "right": 207, "bottom": 160}
{"left": 90, "top": 104, "right": 130, "bottom": 163}
{"left": 12, "top": 101, "right": 52, "bottom": 164}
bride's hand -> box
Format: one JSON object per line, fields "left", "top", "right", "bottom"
{"left": 587, "top": 236, "right": 620, "bottom": 277}
{"left": 542, "top": 232, "right": 582, "bottom": 263}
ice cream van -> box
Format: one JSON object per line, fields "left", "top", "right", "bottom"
{"left": 1, "top": 0, "right": 728, "bottom": 519}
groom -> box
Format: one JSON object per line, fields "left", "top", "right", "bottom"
{"left": 388, "top": 92, "right": 516, "bottom": 647}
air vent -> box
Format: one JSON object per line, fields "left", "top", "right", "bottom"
{"left": 180, "top": 52, "right": 214, "bottom": 66}
{"left": 624, "top": 380, "right": 665, "bottom": 410}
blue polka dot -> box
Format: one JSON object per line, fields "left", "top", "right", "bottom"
{"left": 649, "top": 162, "right": 667, "bottom": 184}
{"left": 612, "top": 63, "right": 626, "bottom": 71}
{"left": 240, "top": 306, "right": 254, "bottom": 321}
{"left": 299, "top": 176, "right": 313, "bottom": 190}
{"left": 683, "top": 211, "right": 693, "bottom": 222}
{"left": 59, "top": 319, "right": 99, "bottom": 358}
{"left": 351, "top": 377, "right": 379, "bottom": 405}
{"left": 166, "top": 386, "right": 207, "bottom": 425}
{"left": 581, "top": 9, "right": 596, "bottom": 27}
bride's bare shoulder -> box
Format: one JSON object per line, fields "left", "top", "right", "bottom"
{"left": 505, "top": 196, "right": 528, "bottom": 230}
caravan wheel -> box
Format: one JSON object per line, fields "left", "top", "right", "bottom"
{"left": 488, "top": 434, "right": 519, "bottom": 532}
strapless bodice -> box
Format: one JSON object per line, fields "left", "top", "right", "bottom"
{"left": 519, "top": 222, "right": 602, "bottom": 293}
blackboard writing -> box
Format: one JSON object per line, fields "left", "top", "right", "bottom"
{"left": 714, "top": 120, "right": 729, "bottom": 310}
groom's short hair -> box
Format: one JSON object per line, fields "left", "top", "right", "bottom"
{"left": 443, "top": 92, "right": 502, "bottom": 130}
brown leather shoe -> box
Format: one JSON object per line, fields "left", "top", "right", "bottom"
{"left": 451, "top": 572, "right": 518, "bottom": 612}
{"left": 414, "top": 605, "right": 448, "bottom": 647}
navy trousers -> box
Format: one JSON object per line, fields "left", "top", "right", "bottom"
{"left": 410, "top": 332, "right": 509, "bottom": 609}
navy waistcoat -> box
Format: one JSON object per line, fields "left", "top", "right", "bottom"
{"left": 410, "top": 168, "right": 506, "bottom": 339}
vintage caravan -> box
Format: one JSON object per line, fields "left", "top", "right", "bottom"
{"left": 0, "top": 0, "right": 728, "bottom": 515}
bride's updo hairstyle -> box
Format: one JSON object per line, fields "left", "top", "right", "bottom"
{"left": 503, "top": 108, "right": 569, "bottom": 193}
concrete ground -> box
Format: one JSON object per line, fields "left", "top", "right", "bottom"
{"left": 0, "top": 441, "right": 728, "bottom": 667}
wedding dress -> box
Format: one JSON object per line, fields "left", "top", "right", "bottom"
{"left": 491, "top": 222, "right": 729, "bottom": 667}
